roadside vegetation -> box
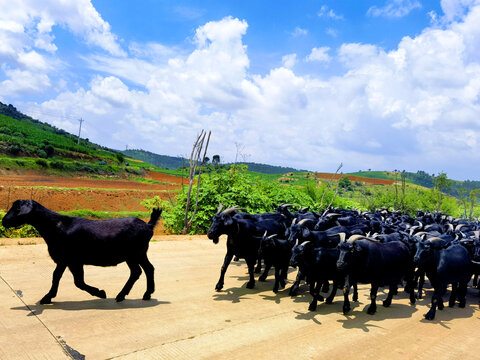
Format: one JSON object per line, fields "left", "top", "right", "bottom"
{"left": 142, "top": 165, "right": 480, "bottom": 235}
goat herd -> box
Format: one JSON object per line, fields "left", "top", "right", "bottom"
{"left": 207, "top": 203, "right": 480, "bottom": 320}
{"left": 2, "top": 199, "right": 480, "bottom": 321}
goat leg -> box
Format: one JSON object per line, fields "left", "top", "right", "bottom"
{"left": 246, "top": 257, "right": 256, "bottom": 289}
{"left": 40, "top": 263, "right": 66, "bottom": 304}
{"left": 139, "top": 256, "right": 155, "bottom": 300}
{"left": 367, "top": 283, "right": 379, "bottom": 315}
{"left": 116, "top": 261, "right": 142, "bottom": 302}
{"left": 69, "top": 264, "right": 106, "bottom": 299}
{"left": 259, "top": 262, "right": 272, "bottom": 282}
{"left": 289, "top": 271, "right": 304, "bottom": 296}
{"left": 216, "top": 252, "right": 234, "bottom": 291}
{"left": 383, "top": 283, "right": 395, "bottom": 307}
{"left": 448, "top": 282, "right": 458, "bottom": 308}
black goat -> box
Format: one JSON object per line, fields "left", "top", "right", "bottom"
{"left": 207, "top": 205, "right": 286, "bottom": 291}
{"left": 258, "top": 233, "right": 292, "bottom": 293}
{"left": 2, "top": 200, "right": 161, "bottom": 304}
{"left": 290, "top": 241, "right": 347, "bottom": 311}
{"left": 414, "top": 239, "right": 472, "bottom": 320}
{"left": 337, "top": 235, "right": 416, "bottom": 315}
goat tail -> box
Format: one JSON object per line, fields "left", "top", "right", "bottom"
{"left": 148, "top": 208, "right": 162, "bottom": 230}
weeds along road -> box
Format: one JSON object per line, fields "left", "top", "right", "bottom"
{"left": 0, "top": 235, "right": 479, "bottom": 359}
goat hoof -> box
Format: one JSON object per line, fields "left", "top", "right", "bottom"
{"left": 448, "top": 301, "right": 455, "bottom": 308}
{"left": 289, "top": 289, "right": 298, "bottom": 297}
{"left": 98, "top": 290, "right": 106, "bottom": 299}
{"left": 367, "top": 306, "right": 377, "bottom": 315}
{"left": 383, "top": 300, "right": 391, "bottom": 307}
{"left": 246, "top": 281, "right": 255, "bottom": 289}
{"left": 215, "top": 283, "right": 223, "bottom": 291}
{"left": 325, "top": 298, "right": 333, "bottom": 304}
{"left": 40, "top": 296, "right": 52, "bottom": 305}
{"left": 352, "top": 295, "right": 358, "bottom": 302}
{"left": 142, "top": 293, "right": 151, "bottom": 301}
{"left": 343, "top": 306, "right": 350, "bottom": 314}
{"left": 258, "top": 275, "right": 267, "bottom": 282}
{"left": 273, "top": 288, "right": 278, "bottom": 294}
{"left": 459, "top": 300, "right": 466, "bottom": 308}
{"left": 115, "top": 294, "right": 125, "bottom": 302}
{"left": 254, "top": 267, "right": 262, "bottom": 274}
{"left": 424, "top": 310, "right": 435, "bottom": 320}
{"left": 308, "top": 303, "right": 317, "bottom": 311}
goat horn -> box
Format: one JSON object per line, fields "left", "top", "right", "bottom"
{"left": 347, "top": 235, "right": 366, "bottom": 243}
{"left": 263, "top": 231, "right": 268, "bottom": 238}
{"left": 301, "top": 241, "right": 310, "bottom": 246}
{"left": 338, "top": 232, "right": 346, "bottom": 243}
{"left": 217, "top": 202, "right": 224, "bottom": 214}
{"left": 292, "top": 218, "right": 297, "bottom": 224}
{"left": 471, "top": 260, "right": 480, "bottom": 265}
{"left": 474, "top": 231, "right": 480, "bottom": 239}
{"left": 455, "top": 224, "right": 465, "bottom": 231}
{"left": 459, "top": 239, "right": 474, "bottom": 243}
{"left": 427, "top": 237, "right": 443, "bottom": 242}
{"left": 222, "top": 206, "right": 241, "bottom": 214}
{"left": 295, "top": 239, "right": 299, "bottom": 246}
{"left": 280, "top": 203, "right": 294, "bottom": 208}
{"left": 298, "top": 219, "right": 313, "bottom": 225}
{"left": 267, "top": 234, "right": 277, "bottom": 240}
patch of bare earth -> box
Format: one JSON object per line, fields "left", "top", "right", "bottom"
{"left": 0, "top": 171, "right": 185, "bottom": 235}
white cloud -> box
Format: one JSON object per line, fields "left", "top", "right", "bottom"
{"left": 282, "top": 54, "right": 297, "bottom": 68}
{"left": 0, "top": 0, "right": 124, "bottom": 98}
{"left": 318, "top": 5, "right": 343, "bottom": 20}
{"left": 290, "top": 27, "right": 308, "bottom": 37}
{"left": 306, "top": 47, "right": 330, "bottom": 63}
{"left": 367, "top": 0, "right": 422, "bottom": 18}
{"left": 5, "top": 2, "right": 480, "bottom": 179}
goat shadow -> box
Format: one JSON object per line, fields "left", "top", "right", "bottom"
{"left": 11, "top": 298, "right": 170, "bottom": 316}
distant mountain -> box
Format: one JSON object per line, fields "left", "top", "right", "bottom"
{"left": 349, "top": 170, "right": 480, "bottom": 199}
{"left": 122, "top": 149, "right": 188, "bottom": 169}
{"left": 122, "top": 149, "right": 306, "bottom": 174}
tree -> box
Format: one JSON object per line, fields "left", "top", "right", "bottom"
{"left": 212, "top": 154, "right": 220, "bottom": 166}
{"left": 183, "top": 130, "right": 211, "bottom": 234}
{"left": 433, "top": 172, "right": 451, "bottom": 212}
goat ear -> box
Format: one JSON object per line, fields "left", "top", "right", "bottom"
{"left": 302, "top": 227, "right": 310, "bottom": 238}
{"left": 18, "top": 200, "right": 34, "bottom": 215}
{"left": 224, "top": 216, "right": 233, "bottom": 226}
{"left": 354, "top": 243, "right": 362, "bottom": 252}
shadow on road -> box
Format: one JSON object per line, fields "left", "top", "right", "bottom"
{"left": 11, "top": 298, "right": 170, "bottom": 316}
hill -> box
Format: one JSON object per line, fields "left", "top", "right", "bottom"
{"left": 122, "top": 149, "right": 306, "bottom": 174}
{"left": 0, "top": 102, "right": 152, "bottom": 176}
{"left": 348, "top": 170, "right": 480, "bottom": 199}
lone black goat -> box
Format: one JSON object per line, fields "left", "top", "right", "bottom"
{"left": 2, "top": 200, "right": 161, "bottom": 304}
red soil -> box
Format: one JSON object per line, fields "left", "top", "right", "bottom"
{"left": 315, "top": 172, "right": 395, "bottom": 185}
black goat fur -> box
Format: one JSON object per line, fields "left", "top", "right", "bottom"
{"left": 2, "top": 199, "right": 161, "bottom": 304}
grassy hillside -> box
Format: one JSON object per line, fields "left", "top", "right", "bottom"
{"left": 349, "top": 170, "right": 480, "bottom": 199}
{"left": 0, "top": 102, "right": 166, "bottom": 176}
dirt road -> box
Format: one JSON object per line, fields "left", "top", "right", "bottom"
{"left": 0, "top": 236, "right": 478, "bottom": 359}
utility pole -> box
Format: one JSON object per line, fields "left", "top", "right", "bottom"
{"left": 77, "top": 118, "right": 84, "bottom": 144}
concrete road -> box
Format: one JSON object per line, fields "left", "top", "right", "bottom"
{"left": 0, "top": 236, "right": 479, "bottom": 360}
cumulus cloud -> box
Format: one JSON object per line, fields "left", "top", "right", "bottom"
{"left": 4, "top": 3, "right": 480, "bottom": 179}
{"left": 367, "top": 0, "right": 422, "bottom": 18}
{"left": 306, "top": 47, "right": 330, "bottom": 63}
{"left": 0, "top": 0, "right": 124, "bottom": 98}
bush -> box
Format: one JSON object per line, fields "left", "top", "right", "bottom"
{"left": 35, "top": 158, "right": 48, "bottom": 167}
{"left": 37, "top": 149, "right": 48, "bottom": 158}
{"left": 143, "top": 165, "right": 315, "bottom": 234}
{"left": 0, "top": 211, "right": 40, "bottom": 238}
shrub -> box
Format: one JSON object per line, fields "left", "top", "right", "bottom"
{"left": 35, "top": 158, "right": 48, "bottom": 167}
{"left": 37, "top": 149, "right": 48, "bottom": 158}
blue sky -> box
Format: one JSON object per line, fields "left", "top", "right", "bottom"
{"left": 0, "top": 0, "right": 479, "bottom": 179}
